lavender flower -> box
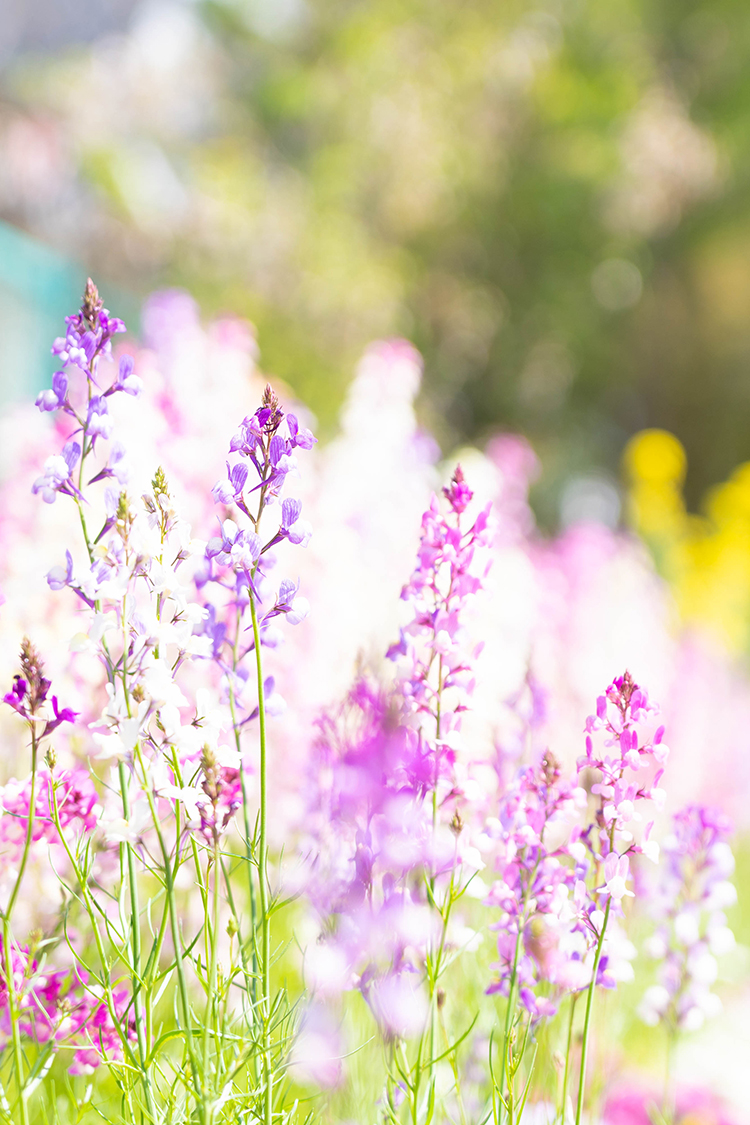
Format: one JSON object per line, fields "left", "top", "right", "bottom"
{"left": 484, "top": 753, "right": 590, "bottom": 1019}
{"left": 199, "top": 384, "right": 316, "bottom": 717}
{"left": 302, "top": 469, "right": 491, "bottom": 1051}
{"left": 387, "top": 465, "right": 493, "bottom": 808}
{"left": 32, "top": 280, "right": 134, "bottom": 506}
{"left": 2, "top": 638, "right": 78, "bottom": 736}
{"left": 640, "top": 804, "right": 736, "bottom": 1032}
{"left": 580, "top": 671, "right": 667, "bottom": 880}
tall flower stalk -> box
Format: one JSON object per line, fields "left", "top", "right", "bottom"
{"left": 202, "top": 385, "right": 315, "bottom": 1124}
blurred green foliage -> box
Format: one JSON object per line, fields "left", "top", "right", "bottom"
{"left": 5, "top": 0, "right": 750, "bottom": 517}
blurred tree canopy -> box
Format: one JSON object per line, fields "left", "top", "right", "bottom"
{"left": 3, "top": 0, "right": 750, "bottom": 519}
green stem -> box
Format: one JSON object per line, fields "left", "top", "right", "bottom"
{"left": 117, "top": 759, "right": 155, "bottom": 1122}
{"left": 228, "top": 601, "right": 260, "bottom": 1058}
{"left": 0, "top": 729, "right": 40, "bottom": 1125}
{"left": 662, "top": 1027, "right": 677, "bottom": 1125}
{"left": 249, "top": 591, "right": 272, "bottom": 1125}
{"left": 575, "top": 897, "right": 612, "bottom": 1125}
{"left": 229, "top": 686, "right": 259, "bottom": 1012}
{"left": 499, "top": 923, "right": 524, "bottom": 1115}
{"left": 203, "top": 845, "right": 222, "bottom": 1117}
{"left": 559, "top": 993, "right": 578, "bottom": 1124}
{"left": 5, "top": 736, "right": 38, "bottom": 922}
{"left": 426, "top": 654, "right": 444, "bottom": 1113}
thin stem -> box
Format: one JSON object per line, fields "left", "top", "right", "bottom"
{"left": 249, "top": 591, "right": 272, "bottom": 1125}
{"left": 117, "top": 759, "right": 156, "bottom": 1121}
{"left": 499, "top": 909, "right": 527, "bottom": 1113}
{"left": 426, "top": 652, "right": 444, "bottom": 1112}
{"left": 0, "top": 728, "right": 39, "bottom": 1125}
{"left": 203, "top": 845, "right": 222, "bottom": 1116}
{"left": 662, "top": 1027, "right": 677, "bottom": 1125}
{"left": 559, "top": 993, "right": 578, "bottom": 1125}
{"left": 575, "top": 897, "right": 612, "bottom": 1125}
{"left": 4, "top": 735, "right": 38, "bottom": 922}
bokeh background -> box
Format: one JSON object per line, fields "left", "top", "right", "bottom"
{"left": 4, "top": 0, "right": 750, "bottom": 519}
{"left": 6, "top": 1, "right": 750, "bottom": 660}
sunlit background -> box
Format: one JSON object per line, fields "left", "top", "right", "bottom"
{"left": 5, "top": 0, "right": 750, "bottom": 632}
{"left": 3, "top": 0, "right": 750, "bottom": 506}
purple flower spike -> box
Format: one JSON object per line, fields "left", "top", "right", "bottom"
{"left": 442, "top": 463, "right": 473, "bottom": 514}
{"left": 200, "top": 384, "right": 315, "bottom": 728}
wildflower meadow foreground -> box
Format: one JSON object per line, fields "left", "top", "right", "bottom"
{"left": 0, "top": 283, "right": 745, "bottom": 1125}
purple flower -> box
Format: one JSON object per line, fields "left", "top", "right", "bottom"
{"left": 33, "top": 281, "right": 131, "bottom": 511}
{"left": 200, "top": 384, "right": 316, "bottom": 727}
{"left": 3, "top": 676, "right": 28, "bottom": 716}
{"left": 110, "top": 354, "right": 142, "bottom": 396}
{"left": 35, "top": 370, "right": 69, "bottom": 413}
{"left": 286, "top": 412, "right": 316, "bottom": 450}
{"left": 86, "top": 396, "right": 113, "bottom": 442}
{"left": 47, "top": 550, "right": 74, "bottom": 592}
{"left": 212, "top": 461, "right": 249, "bottom": 505}
{"left": 485, "top": 753, "right": 591, "bottom": 1013}
{"left": 32, "top": 440, "right": 81, "bottom": 504}
{"left": 45, "top": 695, "right": 79, "bottom": 735}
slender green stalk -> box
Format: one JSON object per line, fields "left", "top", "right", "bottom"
{"left": 203, "top": 844, "right": 222, "bottom": 1116}
{"left": 249, "top": 591, "right": 272, "bottom": 1125}
{"left": 559, "top": 993, "right": 578, "bottom": 1124}
{"left": 662, "top": 1027, "right": 677, "bottom": 1125}
{"left": 498, "top": 923, "right": 523, "bottom": 1118}
{"left": 2, "top": 916, "right": 28, "bottom": 1125}
{"left": 426, "top": 652, "right": 444, "bottom": 1113}
{"left": 117, "top": 759, "right": 156, "bottom": 1121}
{"left": 4, "top": 737, "right": 38, "bottom": 924}
{"left": 0, "top": 728, "right": 40, "bottom": 1125}
{"left": 575, "top": 897, "right": 612, "bottom": 1125}
{"left": 228, "top": 604, "right": 260, "bottom": 1019}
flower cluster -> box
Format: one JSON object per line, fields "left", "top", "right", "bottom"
{"left": 194, "top": 744, "right": 243, "bottom": 847}
{"left": 386, "top": 465, "right": 492, "bottom": 814}
{"left": 303, "top": 470, "right": 490, "bottom": 1043}
{"left": 580, "top": 672, "right": 667, "bottom": 894}
{"left": 640, "top": 804, "right": 736, "bottom": 1032}
{"left": 0, "top": 767, "right": 99, "bottom": 868}
{"left": 304, "top": 680, "right": 438, "bottom": 1038}
{"left": 32, "top": 279, "right": 136, "bottom": 505}
{"left": 2, "top": 638, "right": 78, "bottom": 736}
{"left": 484, "top": 753, "right": 589, "bottom": 1019}
{"left": 0, "top": 940, "right": 135, "bottom": 1076}
{"left": 198, "top": 384, "right": 316, "bottom": 722}
{"left": 484, "top": 671, "right": 668, "bottom": 1027}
